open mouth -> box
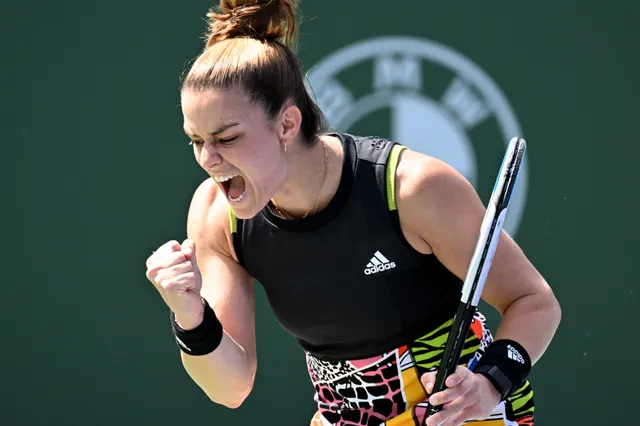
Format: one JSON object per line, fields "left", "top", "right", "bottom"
{"left": 214, "top": 174, "right": 247, "bottom": 203}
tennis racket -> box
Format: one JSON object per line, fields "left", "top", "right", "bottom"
{"left": 423, "top": 137, "right": 527, "bottom": 422}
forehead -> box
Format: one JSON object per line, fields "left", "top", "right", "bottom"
{"left": 181, "top": 88, "right": 262, "bottom": 133}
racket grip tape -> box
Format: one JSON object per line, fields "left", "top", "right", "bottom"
{"left": 424, "top": 302, "right": 478, "bottom": 420}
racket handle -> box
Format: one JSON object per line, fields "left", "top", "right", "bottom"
{"left": 424, "top": 303, "right": 477, "bottom": 420}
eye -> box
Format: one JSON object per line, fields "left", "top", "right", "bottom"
{"left": 217, "top": 136, "right": 238, "bottom": 145}
{"left": 189, "top": 140, "right": 204, "bottom": 147}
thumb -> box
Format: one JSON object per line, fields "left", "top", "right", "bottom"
{"left": 421, "top": 370, "right": 437, "bottom": 395}
{"left": 181, "top": 239, "right": 197, "bottom": 261}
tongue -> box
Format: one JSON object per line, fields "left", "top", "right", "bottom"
{"left": 228, "top": 176, "right": 246, "bottom": 200}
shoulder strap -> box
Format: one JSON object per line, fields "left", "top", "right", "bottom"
{"left": 369, "top": 141, "right": 408, "bottom": 242}
{"left": 355, "top": 135, "right": 407, "bottom": 211}
{"left": 228, "top": 205, "right": 237, "bottom": 234}
{"left": 386, "top": 144, "right": 408, "bottom": 211}
{"left": 228, "top": 206, "right": 244, "bottom": 266}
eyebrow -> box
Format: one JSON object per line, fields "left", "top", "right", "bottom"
{"left": 184, "top": 122, "right": 240, "bottom": 138}
{"left": 210, "top": 122, "right": 239, "bottom": 136}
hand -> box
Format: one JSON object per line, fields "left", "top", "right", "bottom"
{"left": 146, "top": 239, "right": 204, "bottom": 330}
{"left": 421, "top": 365, "right": 501, "bottom": 426}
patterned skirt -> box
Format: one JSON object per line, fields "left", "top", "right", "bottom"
{"left": 307, "top": 312, "right": 534, "bottom": 426}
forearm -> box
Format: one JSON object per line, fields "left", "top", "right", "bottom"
{"left": 180, "top": 331, "right": 256, "bottom": 408}
{"left": 492, "top": 290, "right": 561, "bottom": 365}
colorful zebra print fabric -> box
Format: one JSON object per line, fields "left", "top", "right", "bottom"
{"left": 307, "top": 312, "right": 534, "bottom": 426}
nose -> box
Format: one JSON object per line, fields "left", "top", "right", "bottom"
{"left": 199, "top": 142, "right": 223, "bottom": 170}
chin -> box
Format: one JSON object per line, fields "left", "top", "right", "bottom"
{"left": 228, "top": 198, "right": 266, "bottom": 220}
{"left": 231, "top": 208, "right": 261, "bottom": 220}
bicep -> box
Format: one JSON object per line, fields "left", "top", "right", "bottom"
{"left": 399, "top": 154, "right": 548, "bottom": 315}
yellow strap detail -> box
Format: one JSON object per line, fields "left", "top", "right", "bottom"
{"left": 386, "top": 144, "right": 407, "bottom": 211}
{"left": 228, "top": 206, "right": 237, "bottom": 233}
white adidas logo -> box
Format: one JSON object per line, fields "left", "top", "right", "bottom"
{"left": 364, "top": 251, "right": 396, "bottom": 275}
{"left": 507, "top": 344, "right": 525, "bottom": 364}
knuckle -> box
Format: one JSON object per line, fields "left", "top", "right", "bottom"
{"left": 172, "top": 251, "right": 187, "bottom": 263}
{"left": 146, "top": 256, "right": 160, "bottom": 270}
{"left": 147, "top": 265, "right": 163, "bottom": 280}
{"left": 154, "top": 276, "right": 165, "bottom": 289}
{"left": 146, "top": 253, "right": 158, "bottom": 269}
{"left": 157, "top": 253, "right": 184, "bottom": 270}
{"left": 160, "top": 279, "right": 175, "bottom": 291}
{"left": 163, "top": 240, "right": 179, "bottom": 249}
{"left": 154, "top": 271, "right": 169, "bottom": 286}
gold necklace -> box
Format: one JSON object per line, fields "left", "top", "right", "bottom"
{"left": 271, "top": 140, "right": 329, "bottom": 220}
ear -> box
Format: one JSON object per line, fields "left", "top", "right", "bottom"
{"left": 277, "top": 103, "right": 302, "bottom": 150}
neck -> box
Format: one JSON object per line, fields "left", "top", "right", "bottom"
{"left": 270, "top": 135, "right": 338, "bottom": 219}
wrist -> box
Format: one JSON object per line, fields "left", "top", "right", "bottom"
{"left": 475, "top": 372, "right": 502, "bottom": 403}
{"left": 473, "top": 339, "right": 532, "bottom": 401}
{"left": 173, "top": 305, "right": 205, "bottom": 331}
{"left": 474, "top": 364, "right": 512, "bottom": 401}
{"left": 170, "top": 298, "right": 223, "bottom": 356}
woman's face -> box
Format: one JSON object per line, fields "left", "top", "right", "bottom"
{"left": 181, "top": 87, "right": 294, "bottom": 219}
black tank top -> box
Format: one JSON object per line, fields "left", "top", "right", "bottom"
{"left": 230, "top": 133, "right": 462, "bottom": 361}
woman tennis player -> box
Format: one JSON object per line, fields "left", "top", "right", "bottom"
{"left": 144, "top": 1, "right": 561, "bottom": 425}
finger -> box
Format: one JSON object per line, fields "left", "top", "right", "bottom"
{"left": 442, "top": 406, "right": 477, "bottom": 426}
{"left": 445, "top": 366, "right": 469, "bottom": 388}
{"left": 181, "top": 239, "right": 196, "bottom": 260}
{"left": 146, "top": 240, "right": 181, "bottom": 268}
{"left": 150, "top": 251, "right": 187, "bottom": 270}
{"left": 173, "top": 272, "right": 198, "bottom": 291}
{"left": 429, "top": 380, "right": 469, "bottom": 407}
{"left": 154, "top": 262, "right": 194, "bottom": 285}
{"left": 155, "top": 271, "right": 197, "bottom": 293}
{"left": 420, "top": 371, "right": 437, "bottom": 395}
{"left": 170, "top": 271, "right": 196, "bottom": 294}
{"left": 426, "top": 395, "right": 469, "bottom": 426}
{"left": 155, "top": 240, "right": 182, "bottom": 256}
{"left": 146, "top": 252, "right": 189, "bottom": 282}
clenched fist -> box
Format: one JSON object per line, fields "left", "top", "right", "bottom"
{"left": 146, "top": 239, "right": 205, "bottom": 330}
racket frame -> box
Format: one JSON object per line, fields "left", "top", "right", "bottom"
{"left": 423, "top": 137, "right": 527, "bottom": 422}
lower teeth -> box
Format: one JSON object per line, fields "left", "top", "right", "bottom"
{"left": 229, "top": 192, "right": 245, "bottom": 202}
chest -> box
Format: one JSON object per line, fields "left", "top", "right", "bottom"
{"left": 243, "top": 203, "right": 421, "bottom": 294}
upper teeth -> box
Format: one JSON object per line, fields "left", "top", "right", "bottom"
{"left": 214, "top": 174, "right": 237, "bottom": 183}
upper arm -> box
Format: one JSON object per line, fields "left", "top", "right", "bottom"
{"left": 395, "top": 150, "right": 553, "bottom": 315}
{"left": 187, "top": 180, "right": 257, "bottom": 365}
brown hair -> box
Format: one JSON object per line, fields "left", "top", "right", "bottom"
{"left": 181, "top": 0, "right": 325, "bottom": 145}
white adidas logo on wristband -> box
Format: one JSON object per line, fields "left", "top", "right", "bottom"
{"left": 507, "top": 344, "right": 525, "bottom": 364}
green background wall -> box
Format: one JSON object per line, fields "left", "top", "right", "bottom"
{"left": 2, "top": 1, "right": 638, "bottom": 425}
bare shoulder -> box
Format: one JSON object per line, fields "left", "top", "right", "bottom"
{"left": 395, "top": 148, "right": 479, "bottom": 208}
{"left": 393, "top": 148, "right": 482, "bottom": 254}
{"left": 186, "top": 178, "right": 238, "bottom": 262}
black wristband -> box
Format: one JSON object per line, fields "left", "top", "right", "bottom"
{"left": 473, "top": 339, "right": 531, "bottom": 401}
{"left": 170, "top": 298, "right": 223, "bottom": 356}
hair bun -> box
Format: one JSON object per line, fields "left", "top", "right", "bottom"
{"left": 206, "top": 0, "right": 298, "bottom": 47}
